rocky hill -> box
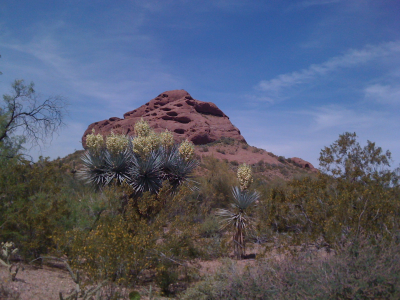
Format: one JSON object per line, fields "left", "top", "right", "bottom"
{"left": 82, "top": 90, "right": 245, "bottom": 147}
{"left": 82, "top": 90, "right": 317, "bottom": 175}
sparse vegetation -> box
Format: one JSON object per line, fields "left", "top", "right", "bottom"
{"left": 278, "top": 155, "right": 285, "bottom": 163}
{"left": 1, "top": 131, "right": 399, "bottom": 299}
{"left": 216, "top": 148, "right": 225, "bottom": 154}
{"left": 182, "top": 238, "right": 400, "bottom": 299}
{"left": 200, "top": 145, "right": 209, "bottom": 152}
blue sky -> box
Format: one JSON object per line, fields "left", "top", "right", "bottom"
{"left": 1, "top": 0, "right": 399, "bottom": 168}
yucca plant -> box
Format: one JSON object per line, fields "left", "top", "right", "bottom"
{"left": 216, "top": 163, "right": 259, "bottom": 259}
{"left": 161, "top": 145, "right": 199, "bottom": 191}
{"left": 103, "top": 148, "right": 131, "bottom": 185}
{"left": 129, "top": 149, "right": 163, "bottom": 195}
{"left": 80, "top": 149, "right": 109, "bottom": 187}
{"left": 80, "top": 148, "right": 131, "bottom": 187}
{"left": 217, "top": 187, "right": 259, "bottom": 259}
{"left": 80, "top": 123, "right": 199, "bottom": 196}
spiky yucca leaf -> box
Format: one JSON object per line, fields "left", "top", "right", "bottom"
{"left": 79, "top": 150, "right": 108, "bottom": 187}
{"left": 129, "top": 150, "right": 163, "bottom": 194}
{"left": 231, "top": 186, "right": 260, "bottom": 210}
{"left": 159, "top": 144, "right": 179, "bottom": 168}
{"left": 167, "top": 157, "right": 199, "bottom": 190}
{"left": 159, "top": 145, "right": 199, "bottom": 190}
{"left": 103, "top": 148, "right": 131, "bottom": 185}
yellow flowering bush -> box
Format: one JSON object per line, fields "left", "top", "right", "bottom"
{"left": 106, "top": 132, "right": 129, "bottom": 154}
{"left": 86, "top": 129, "right": 104, "bottom": 153}
{"left": 237, "top": 163, "right": 253, "bottom": 190}
{"left": 179, "top": 139, "right": 195, "bottom": 161}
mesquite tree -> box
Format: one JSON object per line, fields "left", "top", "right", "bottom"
{"left": 0, "top": 79, "right": 66, "bottom": 158}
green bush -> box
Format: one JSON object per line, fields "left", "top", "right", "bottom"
{"left": 254, "top": 133, "right": 400, "bottom": 249}
{"left": 199, "top": 215, "right": 222, "bottom": 238}
{"left": 0, "top": 157, "right": 83, "bottom": 259}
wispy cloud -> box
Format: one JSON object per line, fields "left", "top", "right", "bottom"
{"left": 364, "top": 84, "right": 400, "bottom": 105}
{"left": 256, "top": 41, "right": 400, "bottom": 100}
{"left": 305, "top": 105, "right": 375, "bottom": 131}
{"left": 1, "top": 25, "right": 184, "bottom": 114}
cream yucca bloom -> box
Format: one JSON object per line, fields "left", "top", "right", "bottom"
{"left": 179, "top": 139, "right": 195, "bottom": 161}
{"left": 132, "top": 119, "right": 161, "bottom": 157}
{"left": 160, "top": 129, "right": 174, "bottom": 149}
{"left": 237, "top": 163, "right": 253, "bottom": 190}
{"left": 134, "top": 118, "right": 151, "bottom": 137}
{"left": 132, "top": 136, "right": 147, "bottom": 157}
{"left": 86, "top": 129, "right": 104, "bottom": 153}
{"left": 146, "top": 131, "right": 161, "bottom": 151}
{"left": 106, "top": 132, "right": 129, "bottom": 154}
{"left": 132, "top": 132, "right": 160, "bottom": 157}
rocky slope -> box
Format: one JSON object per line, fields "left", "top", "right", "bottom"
{"left": 82, "top": 90, "right": 245, "bottom": 147}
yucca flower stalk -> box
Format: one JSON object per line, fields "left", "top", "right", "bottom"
{"left": 217, "top": 187, "right": 259, "bottom": 259}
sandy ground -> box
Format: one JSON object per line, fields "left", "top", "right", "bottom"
{"left": 0, "top": 264, "right": 75, "bottom": 300}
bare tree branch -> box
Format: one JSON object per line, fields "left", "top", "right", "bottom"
{"left": 0, "top": 79, "right": 67, "bottom": 156}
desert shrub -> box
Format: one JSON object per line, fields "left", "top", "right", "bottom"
{"left": 0, "top": 157, "right": 84, "bottom": 259}
{"left": 278, "top": 156, "right": 285, "bottom": 163}
{"left": 230, "top": 160, "right": 239, "bottom": 166}
{"left": 199, "top": 215, "right": 222, "bottom": 238}
{"left": 253, "top": 160, "right": 266, "bottom": 173}
{"left": 241, "top": 143, "right": 248, "bottom": 150}
{"left": 220, "top": 137, "right": 235, "bottom": 146}
{"left": 56, "top": 182, "right": 202, "bottom": 295}
{"left": 258, "top": 173, "right": 400, "bottom": 248}
{"left": 181, "top": 238, "right": 400, "bottom": 299}
{"left": 200, "top": 146, "right": 209, "bottom": 152}
{"left": 195, "top": 157, "right": 237, "bottom": 212}
{"left": 293, "top": 162, "right": 303, "bottom": 168}
{"left": 196, "top": 236, "right": 229, "bottom": 260}
{"left": 216, "top": 148, "right": 225, "bottom": 154}
{"left": 155, "top": 260, "right": 179, "bottom": 296}
{"left": 279, "top": 167, "right": 289, "bottom": 176}
{"left": 251, "top": 147, "right": 261, "bottom": 153}
{"left": 255, "top": 133, "right": 400, "bottom": 249}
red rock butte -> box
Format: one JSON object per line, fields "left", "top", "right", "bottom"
{"left": 82, "top": 90, "right": 246, "bottom": 148}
